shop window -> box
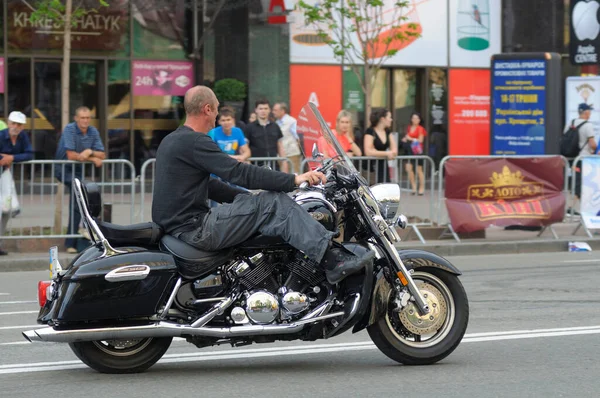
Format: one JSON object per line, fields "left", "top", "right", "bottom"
{"left": 428, "top": 68, "right": 448, "bottom": 134}
{"left": 428, "top": 67, "right": 448, "bottom": 167}
{"left": 7, "top": 58, "right": 31, "bottom": 148}
{"left": 248, "top": 22, "right": 289, "bottom": 122}
{"left": 371, "top": 69, "right": 389, "bottom": 111}
{"left": 0, "top": 0, "right": 4, "bottom": 52}
{"left": 108, "top": 60, "right": 132, "bottom": 162}
{"left": 133, "top": 96, "right": 184, "bottom": 172}
{"left": 7, "top": 0, "right": 130, "bottom": 57}
{"left": 392, "top": 69, "right": 419, "bottom": 135}
{"left": 132, "top": 0, "right": 190, "bottom": 60}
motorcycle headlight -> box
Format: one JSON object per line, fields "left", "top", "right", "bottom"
{"left": 369, "top": 183, "right": 401, "bottom": 222}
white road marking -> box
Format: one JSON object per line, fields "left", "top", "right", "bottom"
{"left": 0, "top": 342, "right": 29, "bottom": 346}
{"left": 1, "top": 325, "right": 600, "bottom": 375}
{"left": 0, "top": 301, "right": 37, "bottom": 305}
{"left": 0, "top": 311, "right": 38, "bottom": 316}
{"left": 0, "top": 325, "right": 40, "bottom": 331}
{"left": 563, "top": 259, "right": 600, "bottom": 263}
{"left": 0, "top": 293, "right": 10, "bottom": 296}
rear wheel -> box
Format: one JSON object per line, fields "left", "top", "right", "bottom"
{"left": 69, "top": 337, "right": 172, "bottom": 374}
{"left": 367, "top": 268, "right": 468, "bottom": 365}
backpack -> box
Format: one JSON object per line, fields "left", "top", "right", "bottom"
{"left": 560, "top": 120, "right": 587, "bottom": 158}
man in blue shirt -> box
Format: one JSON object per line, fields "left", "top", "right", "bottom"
{"left": 208, "top": 106, "right": 251, "bottom": 161}
{"left": 55, "top": 106, "right": 105, "bottom": 253}
{"left": 207, "top": 107, "right": 251, "bottom": 207}
{"left": 0, "top": 111, "right": 34, "bottom": 255}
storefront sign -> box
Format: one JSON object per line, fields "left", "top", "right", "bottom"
{"left": 448, "top": 69, "right": 490, "bottom": 155}
{"left": 289, "top": 0, "right": 448, "bottom": 66}
{"left": 491, "top": 59, "right": 547, "bottom": 155}
{"left": 290, "top": 65, "right": 342, "bottom": 129}
{"left": 267, "top": 0, "right": 294, "bottom": 24}
{"left": 0, "top": 58, "right": 4, "bottom": 94}
{"left": 132, "top": 61, "right": 194, "bottom": 96}
{"left": 569, "top": 0, "right": 600, "bottom": 65}
{"left": 444, "top": 157, "right": 565, "bottom": 233}
{"left": 449, "top": 0, "right": 502, "bottom": 67}
{"left": 8, "top": 0, "right": 128, "bottom": 52}
{"left": 581, "top": 157, "right": 600, "bottom": 230}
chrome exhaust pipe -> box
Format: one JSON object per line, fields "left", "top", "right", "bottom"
{"left": 22, "top": 311, "right": 344, "bottom": 344}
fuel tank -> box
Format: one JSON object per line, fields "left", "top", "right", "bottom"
{"left": 294, "top": 191, "right": 337, "bottom": 232}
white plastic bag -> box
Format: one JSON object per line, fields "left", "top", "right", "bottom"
{"left": 0, "top": 169, "right": 20, "bottom": 215}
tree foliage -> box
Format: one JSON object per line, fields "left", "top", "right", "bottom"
{"left": 297, "top": 0, "right": 420, "bottom": 123}
{"left": 28, "top": 0, "right": 109, "bottom": 26}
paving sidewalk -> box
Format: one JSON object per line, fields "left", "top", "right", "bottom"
{"left": 1, "top": 220, "right": 597, "bottom": 272}
{"left": 1, "top": 187, "right": 597, "bottom": 272}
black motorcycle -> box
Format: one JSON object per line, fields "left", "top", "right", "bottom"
{"left": 23, "top": 103, "right": 469, "bottom": 374}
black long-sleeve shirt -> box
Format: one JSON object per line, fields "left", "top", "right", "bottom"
{"left": 152, "top": 125, "right": 296, "bottom": 235}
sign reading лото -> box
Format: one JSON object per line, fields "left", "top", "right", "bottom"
{"left": 569, "top": 0, "right": 600, "bottom": 65}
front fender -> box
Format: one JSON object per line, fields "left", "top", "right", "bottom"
{"left": 352, "top": 249, "right": 461, "bottom": 333}
{"left": 397, "top": 249, "right": 462, "bottom": 276}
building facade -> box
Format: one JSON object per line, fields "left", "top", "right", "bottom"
{"left": 0, "top": 0, "right": 583, "bottom": 171}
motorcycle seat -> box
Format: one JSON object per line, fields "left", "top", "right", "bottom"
{"left": 159, "top": 235, "right": 232, "bottom": 279}
{"left": 97, "top": 221, "right": 164, "bottom": 247}
{"left": 240, "top": 234, "right": 287, "bottom": 248}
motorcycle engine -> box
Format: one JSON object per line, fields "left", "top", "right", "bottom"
{"left": 227, "top": 252, "right": 326, "bottom": 325}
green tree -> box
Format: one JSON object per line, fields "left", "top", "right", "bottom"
{"left": 297, "top": 0, "right": 420, "bottom": 127}
{"left": 26, "top": 0, "right": 108, "bottom": 131}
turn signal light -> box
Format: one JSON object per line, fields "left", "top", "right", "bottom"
{"left": 37, "top": 281, "right": 52, "bottom": 307}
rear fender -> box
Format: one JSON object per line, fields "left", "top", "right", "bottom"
{"left": 352, "top": 249, "right": 461, "bottom": 333}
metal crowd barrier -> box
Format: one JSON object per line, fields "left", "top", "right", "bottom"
{"left": 436, "top": 155, "right": 570, "bottom": 242}
{"left": 2, "top": 159, "right": 136, "bottom": 240}
{"left": 568, "top": 154, "right": 600, "bottom": 238}
{"left": 139, "top": 158, "right": 157, "bottom": 223}
{"left": 300, "top": 156, "right": 436, "bottom": 244}
{"left": 138, "top": 157, "right": 295, "bottom": 223}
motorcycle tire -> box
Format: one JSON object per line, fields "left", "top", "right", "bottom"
{"left": 367, "top": 267, "right": 469, "bottom": 365}
{"left": 69, "top": 337, "right": 173, "bottom": 374}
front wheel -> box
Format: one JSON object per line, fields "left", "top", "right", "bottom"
{"left": 367, "top": 268, "right": 469, "bottom": 365}
{"left": 69, "top": 337, "right": 173, "bottom": 374}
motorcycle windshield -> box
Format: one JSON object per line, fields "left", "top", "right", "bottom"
{"left": 297, "top": 102, "right": 359, "bottom": 175}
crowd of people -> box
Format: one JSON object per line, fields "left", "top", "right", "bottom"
{"left": 208, "top": 99, "right": 429, "bottom": 192}
{"left": 0, "top": 99, "right": 430, "bottom": 255}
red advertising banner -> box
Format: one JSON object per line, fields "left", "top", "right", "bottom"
{"left": 448, "top": 69, "right": 491, "bottom": 155}
{"left": 444, "top": 157, "right": 565, "bottom": 233}
{"left": 290, "top": 65, "right": 342, "bottom": 132}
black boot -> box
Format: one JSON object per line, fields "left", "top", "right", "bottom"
{"left": 321, "top": 243, "right": 375, "bottom": 284}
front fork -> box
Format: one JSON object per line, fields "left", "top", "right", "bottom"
{"left": 355, "top": 194, "right": 430, "bottom": 316}
{"left": 378, "top": 236, "right": 430, "bottom": 315}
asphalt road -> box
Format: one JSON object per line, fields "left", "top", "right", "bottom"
{"left": 1, "top": 251, "right": 600, "bottom": 397}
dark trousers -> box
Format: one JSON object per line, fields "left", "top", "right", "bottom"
{"left": 179, "top": 191, "right": 335, "bottom": 262}
{"left": 64, "top": 181, "right": 82, "bottom": 249}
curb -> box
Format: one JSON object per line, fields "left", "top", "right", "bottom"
{"left": 1, "top": 238, "right": 599, "bottom": 272}
{"left": 396, "top": 238, "right": 600, "bottom": 257}
{"left": 0, "top": 254, "right": 78, "bottom": 273}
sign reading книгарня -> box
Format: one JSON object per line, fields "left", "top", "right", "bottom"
{"left": 444, "top": 157, "right": 566, "bottom": 233}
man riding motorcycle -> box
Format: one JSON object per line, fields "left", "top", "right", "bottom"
{"left": 152, "top": 86, "right": 374, "bottom": 284}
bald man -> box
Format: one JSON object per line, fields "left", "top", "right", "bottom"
{"left": 152, "top": 86, "right": 373, "bottom": 284}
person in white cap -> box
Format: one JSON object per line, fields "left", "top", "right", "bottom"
{"left": 0, "top": 111, "right": 33, "bottom": 255}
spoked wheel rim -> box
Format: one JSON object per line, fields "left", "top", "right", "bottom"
{"left": 385, "top": 271, "right": 455, "bottom": 348}
{"left": 92, "top": 338, "right": 154, "bottom": 357}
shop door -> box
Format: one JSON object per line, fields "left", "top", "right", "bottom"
{"left": 32, "top": 60, "right": 104, "bottom": 160}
